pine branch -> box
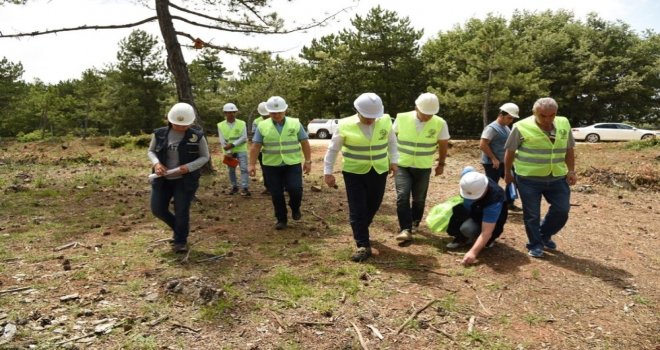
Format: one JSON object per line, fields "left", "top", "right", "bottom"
{"left": 0, "top": 16, "right": 158, "bottom": 39}
{"left": 168, "top": 1, "right": 269, "bottom": 31}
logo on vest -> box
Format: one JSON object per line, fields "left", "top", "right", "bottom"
{"left": 287, "top": 128, "right": 296, "bottom": 137}
{"left": 426, "top": 129, "right": 436, "bottom": 138}
{"left": 378, "top": 129, "right": 387, "bottom": 141}
{"left": 558, "top": 129, "right": 568, "bottom": 139}
{"left": 188, "top": 134, "right": 199, "bottom": 143}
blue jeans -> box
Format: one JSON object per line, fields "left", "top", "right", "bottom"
{"left": 227, "top": 152, "right": 249, "bottom": 189}
{"left": 395, "top": 166, "right": 431, "bottom": 230}
{"left": 262, "top": 164, "right": 303, "bottom": 223}
{"left": 343, "top": 169, "right": 388, "bottom": 248}
{"left": 150, "top": 178, "right": 199, "bottom": 244}
{"left": 516, "top": 176, "right": 571, "bottom": 250}
{"left": 483, "top": 163, "right": 515, "bottom": 204}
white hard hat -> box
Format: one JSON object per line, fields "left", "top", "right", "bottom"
{"left": 257, "top": 102, "right": 269, "bottom": 116}
{"left": 460, "top": 166, "right": 476, "bottom": 178}
{"left": 354, "top": 92, "right": 384, "bottom": 119}
{"left": 167, "top": 102, "right": 196, "bottom": 126}
{"left": 499, "top": 102, "right": 519, "bottom": 118}
{"left": 415, "top": 93, "right": 440, "bottom": 115}
{"left": 265, "top": 96, "right": 288, "bottom": 113}
{"left": 223, "top": 103, "right": 238, "bottom": 112}
{"left": 459, "top": 171, "right": 489, "bottom": 200}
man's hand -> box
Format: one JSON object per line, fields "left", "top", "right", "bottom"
{"left": 461, "top": 251, "right": 478, "bottom": 265}
{"left": 567, "top": 172, "right": 577, "bottom": 186}
{"left": 248, "top": 164, "right": 256, "bottom": 177}
{"left": 389, "top": 163, "right": 398, "bottom": 177}
{"left": 223, "top": 143, "right": 233, "bottom": 151}
{"left": 154, "top": 163, "right": 167, "bottom": 176}
{"left": 303, "top": 162, "right": 311, "bottom": 174}
{"left": 179, "top": 165, "right": 189, "bottom": 175}
{"left": 434, "top": 164, "right": 444, "bottom": 176}
{"left": 504, "top": 171, "right": 514, "bottom": 185}
{"left": 324, "top": 174, "right": 336, "bottom": 188}
{"left": 491, "top": 159, "right": 500, "bottom": 169}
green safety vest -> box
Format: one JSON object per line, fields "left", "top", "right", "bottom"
{"left": 258, "top": 117, "right": 302, "bottom": 166}
{"left": 426, "top": 195, "right": 464, "bottom": 233}
{"left": 338, "top": 114, "right": 392, "bottom": 175}
{"left": 253, "top": 116, "right": 267, "bottom": 129}
{"left": 396, "top": 111, "right": 443, "bottom": 168}
{"left": 514, "top": 116, "right": 571, "bottom": 177}
{"left": 217, "top": 119, "right": 247, "bottom": 153}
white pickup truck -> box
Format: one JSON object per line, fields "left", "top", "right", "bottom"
{"left": 306, "top": 118, "right": 339, "bottom": 139}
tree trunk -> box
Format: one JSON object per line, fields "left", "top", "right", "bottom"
{"left": 155, "top": 0, "right": 198, "bottom": 122}
{"left": 155, "top": 0, "right": 213, "bottom": 172}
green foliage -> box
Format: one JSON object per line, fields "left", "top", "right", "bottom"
{"left": 16, "top": 130, "right": 48, "bottom": 142}
{"left": 109, "top": 133, "right": 151, "bottom": 149}
{"left": 265, "top": 266, "right": 313, "bottom": 301}
{"left": 624, "top": 137, "right": 659, "bottom": 150}
{"left": 199, "top": 298, "right": 234, "bottom": 321}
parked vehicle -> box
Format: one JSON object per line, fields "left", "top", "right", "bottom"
{"left": 307, "top": 119, "right": 339, "bottom": 139}
{"left": 571, "top": 123, "right": 658, "bottom": 143}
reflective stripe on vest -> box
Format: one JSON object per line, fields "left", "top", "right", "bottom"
{"left": 258, "top": 117, "right": 302, "bottom": 166}
{"left": 396, "top": 111, "right": 443, "bottom": 168}
{"left": 338, "top": 114, "right": 392, "bottom": 174}
{"left": 218, "top": 120, "right": 247, "bottom": 153}
{"left": 514, "top": 116, "right": 571, "bottom": 177}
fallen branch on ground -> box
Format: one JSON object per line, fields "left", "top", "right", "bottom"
{"left": 171, "top": 322, "right": 201, "bottom": 333}
{"left": 196, "top": 254, "right": 226, "bottom": 263}
{"left": 351, "top": 321, "right": 369, "bottom": 350}
{"left": 255, "top": 295, "right": 297, "bottom": 307}
{"left": 54, "top": 242, "right": 78, "bottom": 251}
{"left": 303, "top": 208, "right": 329, "bottom": 227}
{"left": 148, "top": 315, "right": 169, "bottom": 328}
{"left": 269, "top": 310, "right": 287, "bottom": 329}
{"left": 0, "top": 286, "right": 32, "bottom": 295}
{"left": 396, "top": 299, "right": 438, "bottom": 335}
{"left": 295, "top": 320, "right": 334, "bottom": 326}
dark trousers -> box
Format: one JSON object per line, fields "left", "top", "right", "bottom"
{"left": 151, "top": 178, "right": 199, "bottom": 244}
{"left": 258, "top": 152, "right": 268, "bottom": 190}
{"left": 395, "top": 166, "right": 432, "bottom": 230}
{"left": 482, "top": 164, "right": 515, "bottom": 204}
{"left": 262, "top": 164, "right": 303, "bottom": 223}
{"left": 342, "top": 169, "right": 388, "bottom": 248}
{"left": 446, "top": 204, "right": 507, "bottom": 246}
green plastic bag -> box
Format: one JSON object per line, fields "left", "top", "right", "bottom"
{"left": 426, "top": 195, "right": 464, "bottom": 233}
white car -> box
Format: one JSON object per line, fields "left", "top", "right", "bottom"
{"left": 571, "top": 123, "right": 657, "bottom": 143}
{"left": 307, "top": 118, "right": 339, "bottom": 139}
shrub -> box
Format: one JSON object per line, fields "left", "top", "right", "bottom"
{"left": 16, "top": 130, "right": 48, "bottom": 142}
{"left": 109, "top": 134, "right": 152, "bottom": 149}
{"left": 624, "top": 137, "right": 659, "bottom": 150}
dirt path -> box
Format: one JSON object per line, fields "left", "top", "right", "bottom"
{"left": 0, "top": 138, "right": 657, "bottom": 349}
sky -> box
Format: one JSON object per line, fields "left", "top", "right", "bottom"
{"left": 0, "top": 0, "right": 658, "bottom": 84}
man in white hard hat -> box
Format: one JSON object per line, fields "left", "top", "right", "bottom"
{"left": 504, "top": 97, "right": 577, "bottom": 258}
{"left": 248, "top": 96, "right": 312, "bottom": 230}
{"left": 446, "top": 168, "right": 508, "bottom": 265}
{"left": 251, "top": 101, "right": 271, "bottom": 195}
{"left": 218, "top": 102, "right": 250, "bottom": 196}
{"left": 393, "top": 92, "right": 450, "bottom": 243}
{"left": 479, "top": 102, "right": 521, "bottom": 211}
{"left": 148, "top": 102, "right": 210, "bottom": 253}
{"left": 324, "top": 92, "right": 399, "bottom": 262}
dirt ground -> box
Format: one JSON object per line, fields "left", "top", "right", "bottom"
{"left": 0, "top": 137, "right": 658, "bottom": 349}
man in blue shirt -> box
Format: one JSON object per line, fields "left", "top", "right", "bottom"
{"left": 446, "top": 168, "right": 508, "bottom": 265}
{"left": 248, "top": 96, "right": 312, "bottom": 230}
{"left": 479, "top": 102, "right": 521, "bottom": 211}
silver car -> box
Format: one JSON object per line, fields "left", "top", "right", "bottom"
{"left": 571, "top": 123, "right": 657, "bottom": 143}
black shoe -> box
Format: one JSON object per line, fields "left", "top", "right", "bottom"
{"left": 275, "top": 221, "right": 287, "bottom": 230}
{"left": 229, "top": 187, "right": 239, "bottom": 195}
{"left": 240, "top": 189, "right": 251, "bottom": 197}
{"left": 508, "top": 203, "right": 522, "bottom": 212}
{"left": 171, "top": 243, "right": 189, "bottom": 254}
{"left": 350, "top": 247, "right": 372, "bottom": 262}
{"left": 292, "top": 210, "right": 302, "bottom": 221}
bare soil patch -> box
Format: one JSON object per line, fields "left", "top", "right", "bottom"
{"left": 0, "top": 138, "right": 658, "bottom": 349}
